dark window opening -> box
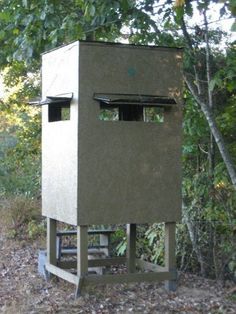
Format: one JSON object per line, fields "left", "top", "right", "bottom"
{"left": 49, "top": 104, "right": 70, "bottom": 122}
{"left": 95, "top": 93, "right": 175, "bottom": 123}
{"left": 119, "top": 104, "right": 143, "bottom": 121}
{"left": 99, "top": 103, "right": 164, "bottom": 123}
{"left": 38, "top": 94, "right": 72, "bottom": 122}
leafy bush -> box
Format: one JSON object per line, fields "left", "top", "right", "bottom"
{"left": 1, "top": 195, "right": 44, "bottom": 239}
{"left": 145, "top": 223, "right": 165, "bottom": 265}
{"left": 0, "top": 152, "right": 41, "bottom": 197}
{"left": 27, "top": 220, "right": 46, "bottom": 239}
{"left": 115, "top": 224, "right": 165, "bottom": 266}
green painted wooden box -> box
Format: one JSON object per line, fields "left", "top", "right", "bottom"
{"left": 41, "top": 41, "right": 183, "bottom": 226}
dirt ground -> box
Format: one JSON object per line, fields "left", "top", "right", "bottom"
{"left": 0, "top": 228, "right": 236, "bottom": 314}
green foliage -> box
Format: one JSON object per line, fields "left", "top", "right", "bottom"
{"left": 0, "top": 154, "right": 40, "bottom": 197}
{"left": 0, "top": 0, "right": 84, "bottom": 66}
{"left": 0, "top": 195, "right": 43, "bottom": 239}
{"left": 0, "top": 62, "right": 41, "bottom": 197}
{"left": 145, "top": 223, "right": 164, "bottom": 264}
{"left": 116, "top": 237, "right": 127, "bottom": 256}
{"left": 182, "top": 81, "right": 236, "bottom": 278}
{"left": 0, "top": 0, "right": 155, "bottom": 67}
{"left": 0, "top": 104, "right": 41, "bottom": 196}
{"left": 210, "top": 46, "right": 236, "bottom": 93}
{"left": 115, "top": 224, "right": 165, "bottom": 266}
{"left": 27, "top": 220, "right": 46, "bottom": 239}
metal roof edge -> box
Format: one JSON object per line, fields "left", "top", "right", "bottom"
{"left": 41, "top": 40, "right": 183, "bottom": 56}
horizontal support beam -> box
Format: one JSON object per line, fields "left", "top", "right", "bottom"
{"left": 61, "top": 247, "right": 109, "bottom": 256}
{"left": 57, "top": 257, "right": 127, "bottom": 269}
{"left": 57, "top": 229, "right": 115, "bottom": 237}
{"left": 136, "top": 259, "right": 167, "bottom": 272}
{"left": 46, "top": 262, "right": 174, "bottom": 287}
{"left": 45, "top": 262, "right": 78, "bottom": 285}
{"left": 58, "top": 258, "right": 165, "bottom": 272}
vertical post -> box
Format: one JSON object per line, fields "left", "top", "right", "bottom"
{"left": 126, "top": 223, "right": 136, "bottom": 273}
{"left": 100, "top": 233, "right": 109, "bottom": 257}
{"left": 47, "top": 217, "right": 57, "bottom": 266}
{"left": 76, "top": 225, "right": 88, "bottom": 297}
{"left": 164, "top": 222, "right": 177, "bottom": 291}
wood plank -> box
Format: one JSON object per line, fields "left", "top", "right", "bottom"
{"left": 77, "top": 226, "right": 88, "bottom": 276}
{"left": 165, "top": 222, "right": 176, "bottom": 269}
{"left": 58, "top": 258, "right": 166, "bottom": 271}
{"left": 45, "top": 262, "right": 78, "bottom": 285}
{"left": 76, "top": 226, "right": 88, "bottom": 298}
{"left": 88, "top": 230, "right": 115, "bottom": 235}
{"left": 56, "top": 229, "right": 115, "bottom": 237}
{"left": 164, "top": 222, "right": 177, "bottom": 291}
{"left": 60, "top": 247, "right": 109, "bottom": 256}
{"left": 126, "top": 224, "right": 136, "bottom": 273}
{"left": 100, "top": 233, "right": 109, "bottom": 256}
{"left": 57, "top": 230, "right": 76, "bottom": 236}
{"left": 47, "top": 218, "right": 57, "bottom": 265}
{"left": 57, "top": 257, "right": 127, "bottom": 269}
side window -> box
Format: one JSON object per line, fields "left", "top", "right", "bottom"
{"left": 99, "top": 103, "right": 164, "bottom": 123}
{"left": 48, "top": 104, "right": 70, "bottom": 122}
{"left": 95, "top": 94, "right": 176, "bottom": 123}
{"left": 39, "top": 95, "right": 73, "bottom": 123}
{"left": 99, "top": 104, "right": 119, "bottom": 121}
{"left": 143, "top": 107, "right": 164, "bottom": 123}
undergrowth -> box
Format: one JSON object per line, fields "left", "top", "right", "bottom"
{"left": 0, "top": 195, "right": 45, "bottom": 240}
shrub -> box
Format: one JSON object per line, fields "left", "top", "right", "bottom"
{"left": 1, "top": 195, "right": 43, "bottom": 239}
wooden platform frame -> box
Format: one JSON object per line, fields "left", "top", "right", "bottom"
{"left": 46, "top": 218, "right": 177, "bottom": 297}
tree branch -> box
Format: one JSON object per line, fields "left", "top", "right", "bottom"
{"left": 204, "top": 8, "right": 215, "bottom": 179}
{"left": 180, "top": 16, "right": 202, "bottom": 95}
{"left": 184, "top": 75, "right": 236, "bottom": 189}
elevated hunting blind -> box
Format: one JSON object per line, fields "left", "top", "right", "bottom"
{"left": 41, "top": 41, "right": 183, "bottom": 296}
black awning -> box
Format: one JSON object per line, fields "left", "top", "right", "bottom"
{"left": 29, "top": 93, "right": 73, "bottom": 106}
{"left": 93, "top": 93, "right": 176, "bottom": 106}
{"left": 40, "top": 95, "right": 73, "bottom": 106}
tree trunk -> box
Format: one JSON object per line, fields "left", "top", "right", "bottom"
{"left": 184, "top": 76, "right": 236, "bottom": 189}
{"left": 204, "top": 9, "right": 215, "bottom": 181}
{"left": 180, "top": 14, "right": 236, "bottom": 189}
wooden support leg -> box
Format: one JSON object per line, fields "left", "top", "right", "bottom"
{"left": 47, "top": 218, "right": 57, "bottom": 265}
{"left": 75, "top": 225, "right": 88, "bottom": 298}
{"left": 126, "top": 224, "right": 136, "bottom": 273}
{"left": 46, "top": 218, "right": 57, "bottom": 280}
{"left": 164, "top": 222, "right": 177, "bottom": 291}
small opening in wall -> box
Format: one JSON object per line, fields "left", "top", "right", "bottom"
{"left": 99, "top": 103, "right": 164, "bottom": 123}
{"left": 143, "top": 107, "right": 164, "bottom": 123}
{"left": 48, "top": 104, "right": 70, "bottom": 122}
{"left": 119, "top": 104, "right": 143, "bottom": 121}
{"left": 99, "top": 104, "right": 119, "bottom": 121}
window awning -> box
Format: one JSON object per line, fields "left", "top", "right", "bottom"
{"left": 93, "top": 93, "right": 176, "bottom": 106}
{"left": 40, "top": 95, "right": 73, "bottom": 106}
{"left": 29, "top": 93, "right": 73, "bottom": 106}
